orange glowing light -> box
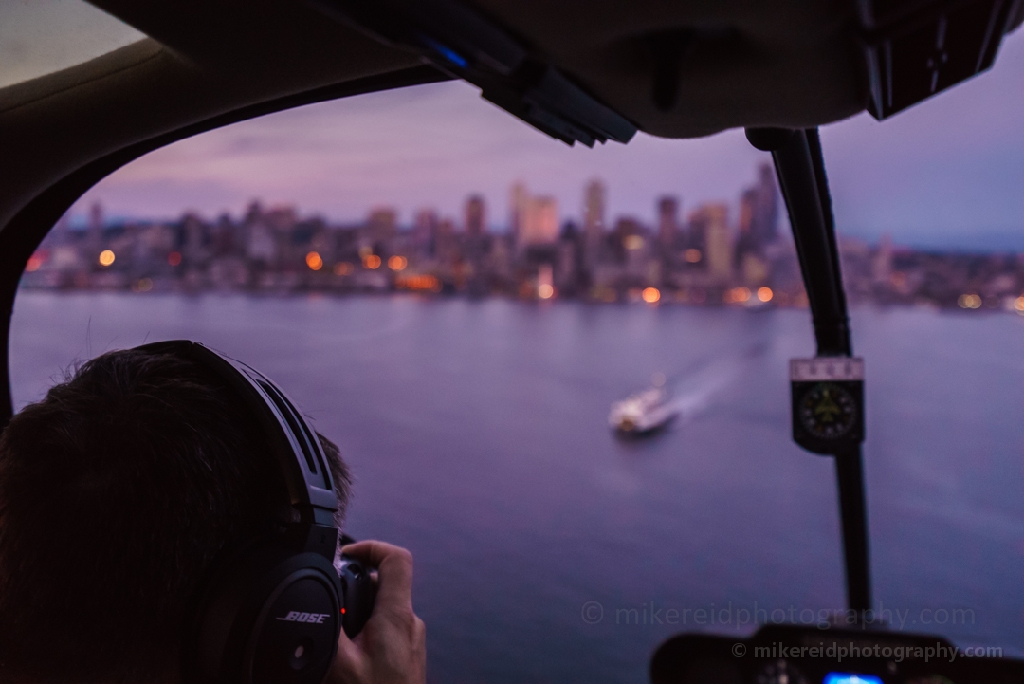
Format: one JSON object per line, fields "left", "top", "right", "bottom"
{"left": 724, "top": 287, "right": 751, "bottom": 304}
{"left": 168, "top": 251, "right": 182, "bottom": 266}
{"left": 363, "top": 254, "right": 381, "bottom": 269}
{"left": 757, "top": 286, "right": 773, "bottom": 303}
{"left": 305, "top": 251, "right": 323, "bottom": 271}
{"left": 958, "top": 294, "right": 981, "bottom": 309}
{"left": 538, "top": 284, "right": 555, "bottom": 299}
{"left": 684, "top": 249, "right": 702, "bottom": 263}
{"left": 1015, "top": 296, "right": 1024, "bottom": 312}
{"left": 98, "top": 249, "right": 116, "bottom": 267}
{"left": 388, "top": 255, "right": 408, "bottom": 271}
{"left": 334, "top": 262, "right": 354, "bottom": 276}
{"left": 642, "top": 287, "right": 661, "bottom": 304}
{"left": 396, "top": 274, "right": 441, "bottom": 291}
{"left": 25, "top": 251, "right": 47, "bottom": 272}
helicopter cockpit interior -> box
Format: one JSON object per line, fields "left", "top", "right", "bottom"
{"left": 1, "top": 0, "right": 1022, "bottom": 682}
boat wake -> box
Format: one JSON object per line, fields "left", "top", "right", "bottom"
{"left": 610, "top": 343, "right": 767, "bottom": 435}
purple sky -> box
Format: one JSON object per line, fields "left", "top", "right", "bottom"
{"left": 74, "top": 30, "right": 1023, "bottom": 250}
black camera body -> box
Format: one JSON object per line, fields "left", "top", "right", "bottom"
{"left": 336, "top": 554, "right": 378, "bottom": 639}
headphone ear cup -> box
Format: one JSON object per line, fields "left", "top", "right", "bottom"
{"left": 187, "top": 546, "right": 342, "bottom": 684}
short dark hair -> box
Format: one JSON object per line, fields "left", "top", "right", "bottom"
{"left": 0, "top": 348, "right": 351, "bottom": 683}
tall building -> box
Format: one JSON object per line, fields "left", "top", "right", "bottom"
{"left": 520, "top": 196, "right": 559, "bottom": 246}
{"left": 657, "top": 195, "right": 679, "bottom": 247}
{"left": 584, "top": 179, "right": 606, "bottom": 236}
{"left": 753, "top": 162, "right": 779, "bottom": 244}
{"left": 689, "top": 204, "right": 732, "bottom": 281}
{"left": 510, "top": 182, "right": 528, "bottom": 235}
{"left": 413, "top": 209, "right": 438, "bottom": 255}
{"left": 685, "top": 209, "right": 707, "bottom": 264}
{"left": 735, "top": 189, "right": 769, "bottom": 285}
{"left": 367, "top": 208, "right": 396, "bottom": 244}
{"left": 245, "top": 201, "right": 277, "bottom": 266}
{"left": 465, "top": 194, "right": 485, "bottom": 236}
{"left": 734, "top": 189, "right": 759, "bottom": 265}
{"left": 583, "top": 179, "right": 606, "bottom": 269}
{"left": 183, "top": 212, "right": 208, "bottom": 266}
{"left": 614, "top": 216, "right": 650, "bottom": 279}
{"left": 265, "top": 205, "right": 298, "bottom": 232}
{"left": 511, "top": 182, "right": 558, "bottom": 247}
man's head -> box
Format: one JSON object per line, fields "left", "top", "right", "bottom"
{"left": 0, "top": 348, "right": 351, "bottom": 683}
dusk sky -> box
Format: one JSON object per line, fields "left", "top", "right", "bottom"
{"left": 70, "top": 29, "right": 1024, "bottom": 250}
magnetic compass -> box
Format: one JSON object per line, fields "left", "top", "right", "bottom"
{"left": 790, "top": 357, "right": 865, "bottom": 454}
{"left": 798, "top": 382, "right": 857, "bottom": 439}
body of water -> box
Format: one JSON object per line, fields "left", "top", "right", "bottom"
{"left": 9, "top": 293, "right": 1024, "bottom": 682}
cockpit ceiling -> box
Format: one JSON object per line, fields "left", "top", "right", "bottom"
{"left": 472, "top": 0, "right": 870, "bottom": 138}
{"left": 85, "top": 0, "right": 867, "bottom": 139}
{"left": 1, "top": 0, "right": 1021, "bottom": 235}
{"left": 83, "top": 0, "right": 1022, "bottom": 140}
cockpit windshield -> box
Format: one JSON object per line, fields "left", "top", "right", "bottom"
{"left": 6, "top": 17, "right": 1024, "bottom": 684}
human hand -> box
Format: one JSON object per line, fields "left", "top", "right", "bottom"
{"left": 326, "top": 541, "right": 426, "bottom": 684}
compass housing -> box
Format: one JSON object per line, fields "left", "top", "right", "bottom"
{"left": 790, "top": 358, "right": 866, "bottom": 455}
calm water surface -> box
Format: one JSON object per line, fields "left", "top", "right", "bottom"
{"left": 10, "top": 293, "right": 1024, "bottom": 682}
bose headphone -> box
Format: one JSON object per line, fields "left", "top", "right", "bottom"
{"left": 136, "top": 341, "right": 375, "bottom": 684}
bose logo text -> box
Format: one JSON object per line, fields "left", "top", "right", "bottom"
{"left": 277, "top": 611, "right": 330, "bottom": 623}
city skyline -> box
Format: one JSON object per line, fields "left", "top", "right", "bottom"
{"left": 31, "top": 164, "right": 1024, "bottom": 317}
{"left": 62, "top": 33, "right": 1024, "bottom": 250}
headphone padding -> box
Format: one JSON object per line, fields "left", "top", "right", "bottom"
{"left": 187, "top": 543, "right": 342, "bottom": 684}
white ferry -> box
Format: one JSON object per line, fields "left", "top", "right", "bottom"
{"left": 609, "top": 376, "right": 678, "bottom": 435}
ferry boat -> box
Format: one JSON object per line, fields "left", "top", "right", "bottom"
{"left": 609, "top": 377, "right": 678, "bottom": 435}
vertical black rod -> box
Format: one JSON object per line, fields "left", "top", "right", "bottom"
{"left": 801, "top": 130, "right": 871, "bottom": 616}
{"left": 747, "top": 126, "right": 871, "bottom": 615}
{"left": 835, "top": 448, "right": 871, "bottom": 614}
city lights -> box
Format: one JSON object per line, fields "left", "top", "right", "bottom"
{"left": 724, "top": 287, "right": 751, "bottom": 304}
{"left": 25, "top": 251, "right": 46, "bottom": 272}
{"left": 396, "top": 274, "right": 441, "bottom": 291}
{"left": 623, "top": 234, "right": 645, "bottom": 251}
{"left": 958, "top": 294, "right": 982, "bottom": 309}
{"left": 24, "top": 172, "right": 1021, "bottom": 314}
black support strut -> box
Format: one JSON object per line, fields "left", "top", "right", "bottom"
{"left": 746, "top": 127, "right": 872, "bottom": 616}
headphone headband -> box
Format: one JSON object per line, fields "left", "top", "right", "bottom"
{"left": 136, "top": 341, "right": 338, "bottom": 529}
{"left": 132, "top": 341, "right": 361, "bottom": 684}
